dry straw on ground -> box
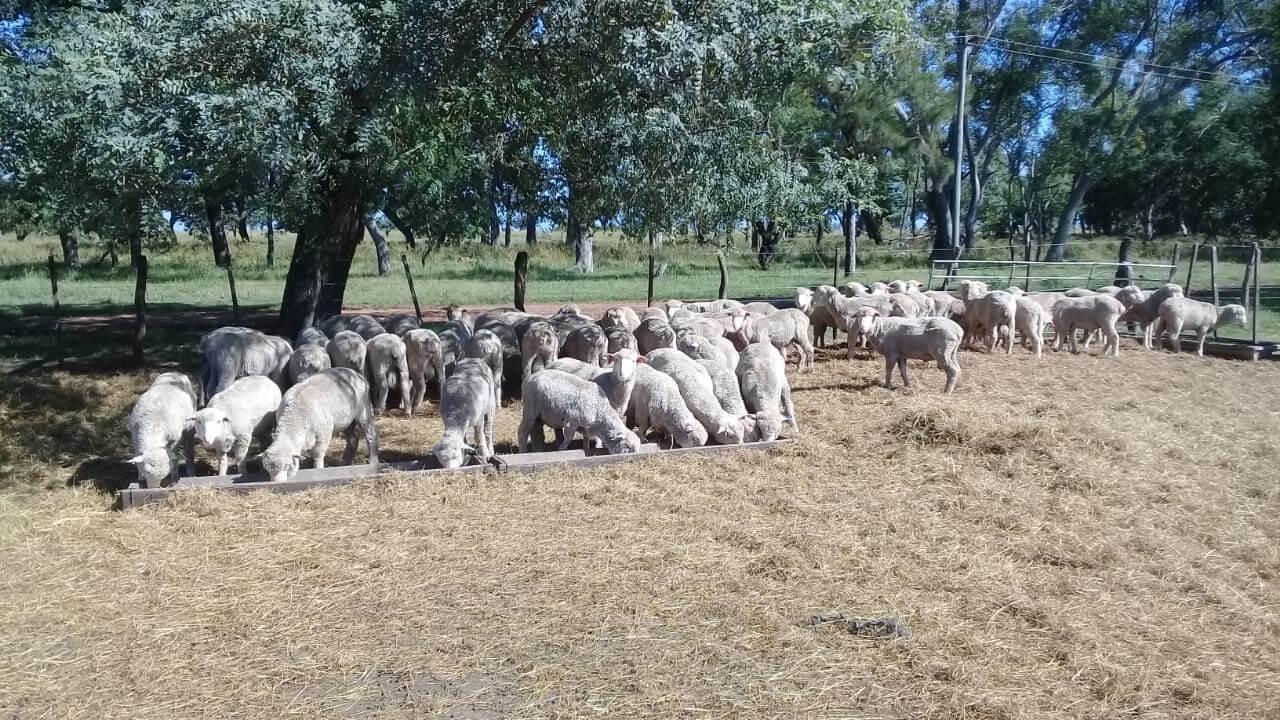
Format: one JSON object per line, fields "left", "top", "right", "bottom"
{"left": 2, "top": 343, "right": 1279, "bottom": 718}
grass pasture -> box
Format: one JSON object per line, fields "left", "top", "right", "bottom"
{"left": 2, "top": 340, "right": 1279, "bottom": 718}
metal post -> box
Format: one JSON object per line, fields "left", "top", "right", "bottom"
{"left": 717, "top": 252, "right": 728, "bottom": 300}
{"left": 47, "top": 254, "right": 62, "bottom": 367}
{"left": 1025, "top": 258, "right": 1032, "bottom": 291}
{"left": 1184, "top": 243, "right": 1199, "bottom": 293}
{"left": 403, "top": 254, "right": 423, "bottom": 321}
{"left": 1085, "top": 262, "right": 1096, "bottom": 289}
{"left": 926, "top": 261, "right": 936, "bottom": 291}
{"left": 952, "top": 41, "right": 968, "bottom": 255}
{"left": 133, "top": 255, "right": 148, "bottom": 366}
{"left": 1251, "top": 244, "right": 1260, "bottom": 345}
{"left": 646, "top": 254, "right": 655, "bottom": 307}
{"left": 225, "top": 262, "right": 240, "bottom": 322}
{"left": 833, "top": 251, "right": 839, "bottom": 286}
{"left": 1167, "top": 243, "right": 1179, "bottom": 284}
{"left": 1209, "top": 244, "right": 1220, "bottom": 339}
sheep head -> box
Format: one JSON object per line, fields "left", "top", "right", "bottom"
{"left": 260, "top": 445, "right": 301, "bottom": 483}
{"left": 188, "top": 408, "right": 234, "bottom": 450}
{"left": 1218, "top": 304, "right": 1248, "bottom": 328}
{"left": 128, "top": 448, "right": 172, "bottom": 488}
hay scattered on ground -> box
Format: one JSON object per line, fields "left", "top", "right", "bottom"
{"left": 2, "top": 344, "right": 1280, "bottom": 718}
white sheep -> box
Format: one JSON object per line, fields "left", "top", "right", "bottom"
{"left": 795, "top": 286, "right": 842, "bottom": 349}
{"left": 431, "top": 357, "right": 496, "bottom": 469}
{"left": 438, "top": 320, "right": 472, "bottom": 376}
{"left": 365, "top": 333, "right": 412, "bottom": 415}
{"left": 605, "top": 326, "right": 638, "bottom": 354}
{"left": 696, "top": 357, "right": 748, "bottom": 416}
{"left": 963, "top": 290, "right": 1018, "bottom": 353}
{"left": 741, "top": 301, "right": 778, "bottom": 314}
{"left": 853, "top": 310, "right": 964, "bottom": 394}
{"left": 464, "top": 328, "right": 505, "bottom": 408}
{"left": 728, "top": 308, "right": 814, "bottom": 370}
{"left": 711, "top": 337, "right": 740, "bottom": 371}
{"left": 548, "top": 352, "right": 642, "bottom": 417}
{"left": 561, "top": 324, "right": 608, "bottom": 366}
{"left": 640, "top": 306, "right": 668, "bottom": 321}
{"left": 521, "top": 321, "right": 560, "bottom": 377}
{"left": 128, "top": 372, "right": 197, "bottom": 487}
{"left": 677, "top": 333, "right": 729, "bottom": 367}
{"left": 1120, "top": 283, "right": 1184, "bottom": 349}
{"left": 294, "top": 327, "right": 329, "bottom": 348}
{"left": 736, "top": 341, "right": 796, "bottom": 441}
{"left": 1154, "top": 297, "right": 1247, "bottom": 355}
{"left": 627, "top": 364, "right": 708, "bottom": 448}
{"left": 645, "top": 348, "right": 752, "bottom": 444}
{"left": 259, "top": 368, "right": 380, "bottom": 482}
{"left": 383, "top": 314, "right": 421, "bottom": 336}
{"left": 600, "top": 306, "right": 641, "bottom": 333}
{"left": 1014, "top": 295, "right": 1048, "bottom": 358}
{"left": 1051, "top": 295, "right": 1125, "bottom": 356}
{"left": 404, "top": 328, "right": 444, "bottom": 413}
{"left": 635, "top": 316, "right": 677, "bottom": 354}
{"left": 320, "top": 314, "right": 386, "bottom": 340}
{"left": 671, "top": 315, "right": 728, "bottom": 342}
{"left": 327, "top": 330, "right": 368, "bottom": 374}
{"left": 287, "top": 343, "right": 331, "bottom": 385}
{"left": 199, "top": 327, "right": 292, "bottom": 405}
{"left": 813, "top": 286, "right": 892, "bottom": 356}
{"left": 518, "top": 369, "right": 641, "bottom": 454}
{"left": 186, "top": 375, "right": 281, "bottom": 476}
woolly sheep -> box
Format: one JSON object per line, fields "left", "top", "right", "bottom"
{"left": 964, "top": 290, "right": 1018, "bottom": 353}
{"left": 404, "top": 328, "right": 444, "bottom": 413}
{"left": 518, "top": 369, "right": 642, "bottom": 454}
{"left": 546, "top": 357, "right": 606, "bottom": 380}
{"left": 795, "top": 286, "right": 841, "bottom": 349}
{"left": 437, "top": 320, "right": 472, "bottom": 376}
{"left": 645, "top": 348, "right": 752, "bottom": 444}
{"left": 640, "top": 306, "right": 668, "bottom": 321}
{"left": 741, "top": 301, "right": 779, "bottom": 314}
{"left": 521, "top": 321, "right": 560, "bottom": 377}
{"left": 728, "top": 308, "right": 814, "bottom": 370}
{"left": 697, "top": 357, "right": 748, "bottom": 416}
{"left": 464, "top": 329, "right": 506, "bottom": 408}
{"left": 813, "top": 286, "right": 893, "bottom": 353}
{"left": 383, "top": 314, "right": 421, "bottom": 337}
{"left": 635, "top": 316, "right": 677, "bottom": 354}
{"left": 677, "top": 333, "right": 729, "bottom": 367}
{"left": 259, "top": 368, "right": 380, "bottom": 482}
{"left": 199, "top": 327, "right": 292, "bottom": 405}
{"left": 187, "top": 375, "right": 281, "bottom": 476}
{"left": 561, "top": 324, "right": 608, "bottom": 366}
{"left": 1120, "top": 283, "right": 1184, "bottom": 349}
{"left": 431, "top": 357, "right": 496, "bottom": 469}
{"left": 548, "top": 306, "right": 594, "bottom": 343}
{"left": 605, "top": 326, "right": 638, "bottom": 354}
{"left": 128, "top": 372, "right": 197, "bottom": 487}
{"left": 295, "top": 327, "right": 329, "bottom": 348}
{"left": 735, "top": 341, "right": 796, "bottom": 441}
{"left": 365, "top": 333, "right": 412, "bottom": 415}
{"left": 548, "top": 352, "right": 642, "bottom": 417}
{"left": 712, "top": 337, "right": 740, "bottom": 371}
{"left": 287, "top": 343, "right": 331, "bottom": 385}
{"left": 1154, "top": 297, "right": 1247, "bottom": 355}
{"left": 445, "top": 305, "right": 474, "bottom": 333}
{"left": 668, "top": 307, "right": 697, "bottom": 324}
{"left": 854, "top": 310, "right": 964, "bottom": 394}
{"left": 319, "top": 314, "right": 386, "bottom": 340}
{"left": 627, "top": 364, "right": 708, "bottom": 448}
{"left": 327, "top": 330, "right": 368, "bottom": 374}
{"left": 600, "top": 306, "right": 641, "bottom": 333}
{"left": 1014, "top": 296, "right": 1048, "bottom": 358}
{"left": 1051, "top": 295, "right": 1124, "bottom": 356}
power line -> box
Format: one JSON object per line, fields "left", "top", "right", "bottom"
{"left": 983, "top": 35, "right": 1246, "bottom": 82}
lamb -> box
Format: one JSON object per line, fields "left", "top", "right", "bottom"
{"left": 199, "top": 327, "right": 292, "bottom": 405}
{"left": 383, "top": 314, "right": 421, "bottom": 336}
{"left": 600, "top": 306, "right": 641, "bottom": 333}
{"left": 813, "top": 285, "right": 893, "bottom": 351}
{"left": 605, "top": 326, "right": 638, "bottom": 354}
{"left": 546, "top": 357, "right": 607, "bottom": 380}
{"left": 736, "top": 342, "right": 796, "bottom": 441}
{"left": 521, "top": 321, "right": 560, "bottom": 377}
{"left": 1120, "top": 283, "right": 1184, "bottom": 349}
{"left": 627, "top": 364, "right": 708, "bottom": 448}
{"left": 295, "top": 327, "right": 329, "bottom": 348}
{"left": 127, "top": 372, "right": 197, "bottom": 487}
{"left": 853, "top": 310, "right": 964, "bottom": 394}
{"left": 1154, "top": 298, "right": 1248, "bottom": 355}
{"left": 1051, "top": 295, "right": 1125, "bottom": 356}
{"left": 437, "top": 320, "right": 472, "bottom": 376}
{"left": 795, "top": 287, "right": 841, "bottom": 348}
{"left": 365, "top": 333, "right": 412, "bottom": 415}
{"left": 286, "top": 343, "right": 331, "bottom": 385}
{"left": 327, "top": 330, "right": 368, "bottom": 374}
{"left": 635, "top": 316, "right": 677, "bottom": 354}
{"left": 697, "top": 357, "right": 748, "bottom": 416}
{"left": 518, "top": 369, "right": 642, "bottom": 454}
{"left": 548, "top": 351, "right": 642, "bottom": 416}
{"left": 548, "top": 306, "right": 595, "bottom": 343}
{"left": 561, "top": 324, "right": 608, "bottom": 366}
{"left": 963, "top": 290, "right": 1018, "bottom": 353}
{"left": 404, "top": 329, "right": 444, "bottom": 412}
{"left": 186, "top": 375, "right": 281, "bottom": 476}
{"left": 924, "top": 291, "right": 964, "bottom": 320}
{"left": 431, "top": 358, "right": 496, "bottom": 469}
{"left": 1014, "top": 296, "right": 1048, "bottom": 358}
{"left": 645, "top": 348, "right": 752, "bottom": 444}
{"left": 728, "top": 308, "right": 814, "bottom": 370}
{"left": 259, "top": 368, "right": 379, "bottom": 482}
{"left": 463, "top": 328, "right": 505, "bottom": 408}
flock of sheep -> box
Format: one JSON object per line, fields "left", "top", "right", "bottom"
{"left": 124, "top": 277, "right": 1247, "bottom": 488}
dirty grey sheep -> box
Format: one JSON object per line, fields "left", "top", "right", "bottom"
{"left": 600, "top": 306, "right": 641, "bottom": 333}
{"left": 327, "top": 330, "right": 368, "bottom": 374}
{"left": 295, "top": 327, "right": 329, "bottom": 348}
{"left": 432, "top": 358, "right": 496, "bottom": 469}
{"left": 518, "top": 369, "right": 641, "bottom": 454}
{"left": 383, "top": 314, "right": 421, "bottom": 337}
{"left": 365, "top": 333, "right": 412, "bottom": 415}
{"left": 645, "top": 348, "right": 752, "bottom": 445}
{"left": 561, "top": 323, "right": 608, "bottom": 366}
{"left": 605, "top": 326, "right": 638, "bottom": 354}
{"left": 521, "top": 321, "right": 560, "bottom": 378}
{"left": 464, "top": 328, "right": 505, "bottom": 408}
{"left": 404, "top": 328, "right": 444, "bottom": 413}
{"left": 287, "top": 343, "right": 331, "bottom": 385}
{"left": 199, "top": 326, "right": 292, "bottom": 406}
{"left": 627, "top": 364, "right": 708, "bottom": 448}
{"left": 736, "top": 341, "right": 796, "bottom": 441}
{"left": 635, "top": 316, "right": 677, "bottom": 354}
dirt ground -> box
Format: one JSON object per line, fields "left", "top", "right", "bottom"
{"left": 2, "top": 342, "right": 1279, "bottom": 718}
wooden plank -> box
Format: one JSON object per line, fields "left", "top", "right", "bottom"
{"left": 119, "top": 440, "right": 791, "bottom": 510}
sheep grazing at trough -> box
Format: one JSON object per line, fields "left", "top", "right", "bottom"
{"left": 741, "top": 301, "right": 779, "bottom": 314}
{"left": 697, "top": 357, "right": 748, "bottom": 416}
{"left": 1014, "top": 296, "right": 1048, "bottom": 358}
{"left": 365, "top": 333, "right": 412, "bottom": 415}
{"left": 795, "top": 286, "right": 842, "bottom": 348}
{"left": 627, "top": 364, "right": 709, "bottom": 448}
{"left": 295, "top": 327, "right": 329, "bottom": 348}
{"left": 711, "top": 337, "right": 740, "bottom": 371}
{"left": 736, "top": 341, "right": 797, "bottom": 441}
{"left": 963, "top": 290, "right": 1018, "bottom": 353}
{"left": 199, "top": 326, "right": 292, "bottom": 405}
{"left": 383, "top": 314, "right": 421, "bottom": 336}
{"left": 445, "top": 305, "right": 474, "bottom": 333}
{"left": 286, "top": 343, "right": 331, "bottom": 385}
{"left": 187, "top": 375, "right": 281, "bottom": 476}
{"left": 645, "top": 348, "right": 752, "bottom": 445}
{"left": 640, "top": 306, "right": 668, "bottom": 321}
{"left": 403, "top": 328, "right": 444, "bottom": 413}
{"left": 853, "top": 309, "right": 964, "bottom": 394}
{"left": 437, "top": 320, "right": 473, "bottom": 376}
{"left": 1119, "top": 283, "right": 1184, "bottom": 349}
{"left": 259, "top": 368, "right": 379, "bottom": 482}
{"left": 1154, "top": 298, "right": 1248, "bottom": 356}
{"left": 521, "top": 321, "right": 560, "bottom": 378}
{"left": 677, "top": 333, "right": 729, "bottom": 368}
{"left": 128, "top": 372, "right": 198, "bottom": 487}
{"left": 727, "top": 308, "right": 815, "bottom": 370}
{"left": 464, "top": 329, "right": 506, "bottom": 408}
{"left": 561, "top": 324, "right": 608, "bottom": 366}
{"left": 600, "top": 306, "right": 641, "bottom": 333}
{"left": 1051, "top": 294, "right": 1125, "bottom": 356}
{"left": 635, "top": 316, "right": 677, "bottom": 354}
{"left": 327, "top": 330, "right": 368, "bottom": 374}
{"left": 518, "top": 369, "right": 642, "bottom": 454}
{"left": 604, "top": 326, "right": 638, "bottom": 354}
{"left": 546, "top": 357, "right": 606, "bottom": 380}
{"left": 591, "top": 350, "right": 642, "bottom": 416}
{"left": 320, "top": 314, "right": 386, "bottom": 340}
{"left": 431, "top": 358, "right": 497, "bottom": 469}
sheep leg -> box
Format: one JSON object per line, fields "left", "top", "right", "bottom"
{"left": 1068, "top": 327, "right": 1080, "bottom": 354}
{"left": 517, "top": 410, "right": 534, "bottom": 453}
{"left": 216, "top": 451, "right": 230, "bottom": 477}
{"left": 399, "top": 375, "right": 412, "bottom": 416}
{"left": 483, "top": 410, "right": 495, "bottom": 459}
{"left": 229, "top": 437, "right": 251, "bottom": 474}
{"left": 310, "top": 444, "right": 327, "bottom": 470}
{"left": 1168, "top": 320, "right": 1183, "bottom": 353}
{"left": 897, "top": 358, "right": 911, "bottom": 388}
{"left": 167, "top": 448, "right": 180, "bottom": 486}
{"left": 373, "top": 382, "right": 389, "bottom": 414}
{"left": 883, "top": 356, "right": 896, "bottom": 389}
{"left": 364, "top": 420, "right": 380, "bottom": 466}
{"left": 410, "top": 370, "right": 426, "bottom": 412}
{"left": 1106, "top": 325, "right": 1120, "bottom": 357}
{"left": 781, "top": 380, "right": 798, "bottom": 432}
{"left": 341, "top": 426, "right": 360, "bottom": 465}
{"left": 1003, "top": 325, "right": 1013, "bottom": 355}
{"left": 1196, "top": 331, "right": 1207, "bottom": 357}
{"left": 940, "top": 350, "right": 959, "bottom": 394}
{"left": 557, "top": 424, "right": 576, "bottom": 451}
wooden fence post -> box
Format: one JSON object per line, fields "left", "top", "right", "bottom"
{"left": 647, "top": 252, "right": 655, "bottom": 307}
{"left": 513, "top": 251, "right": 528, "bottom": 312}
{"left": 1167, "top": 243, "right": 1179, "bottom": 284}
{"left": 1239, "top": 249, "right": 1254, "bottom": 311}
{"left": 1251, "top": 244, "right": 1260, "bottom": 345}
{"left": 402, "top": 254, "right": 423, "bottom": 321}
{"left": 832, "top": 252, "right": 839, "bottom": 286}
{"left": 225, "top": 262, "right": 240, "bottom": 322}
{"left": 47, "top": 254, "right": 63, "bottom": 367}
{"left": 716, "top": 252, "right": 728, "bottom": 300}
{"left": 1208, "top": 245, "right": 1220, "bottom": 338}
{"left": 1184, "top": 243, "right": 1199, "bottom": 293}
{"left": 133, "top": 255, "right": 148, "bottom": 366}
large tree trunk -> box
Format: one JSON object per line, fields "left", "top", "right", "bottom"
{"left": 841, "top": 201, "right": 856, "bottom": 274}
{"left": 365, "top": 216, "right": 392, "bottom": 276}
{"left": 1046, "top": 171, "right": 1095, "bottom": 262}
{"left": 382, "top": 206, "right": 416, "bottom": 249}
{"left": 755, "top": 218, "right": 781, "bottom": 269}
{"left": 963, "top": 172, "right": 982, "bottom": 249}
{"left": 525, "top": 211, "right": 537, "bottom": 245}
{"left": 205, "top": 196, "right": 231, "bottom": 268}
{"left": 572, "top": 227, "right": 595, "bottom": 273}
{"left": 58, "top": 229, "right": 81, "bottom": 268}
{"left": 924, "top": 181, "right": 954, "bottom": 259}
{"left": 487, "top": 195, "right": 500, "bottom": 246}
{"left": 279, "top": 174, "right": 366, "bottom": 335}
{"left": 861, "top": 212, "right": 884, "bottom": 245}
{"left": 504, "top": 213, "right": 512, "bottom": 247}
{"left": 233, "top": 198, "right": 251, "bottom": 243}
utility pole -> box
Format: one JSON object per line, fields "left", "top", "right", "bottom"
{"left": 952, "top": 27, "right": 968, "bottom": 253}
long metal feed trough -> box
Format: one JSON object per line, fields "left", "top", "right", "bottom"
{"left": 118, "top": 439, "right": 790, "bottom": 510}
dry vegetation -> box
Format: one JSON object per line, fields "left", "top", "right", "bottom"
{"left": 2, "top": 343, "right": 1280, "bottom": 718}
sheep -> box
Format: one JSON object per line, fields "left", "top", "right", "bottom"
{"left": 635, "top": 316, "right": 677, "bottom": 354}
{"left": 327, "top": 330, "right": 368, "bottom": 374}
{"left": 677, "top": 333, "right": 729, "bottom": 368}
{"left": 259, "top": 368, "right": 379, "bottom": 482}
{"left": 963, "top": 290, "right": 1018, "bottom": 353}
{"left": 711, "top": 337, "right": 740, "bottom": 371}
{"left": 319, "top": 314, "right": 386, "bottom": 340}
{"left": 383, "top": 314, "right": 421, "bottom": 336}
{"left": 445, "top": 305, "right": 474, "bottom": 333}
{"left": 844, "top": 281, "right": 872, "bottom": 297}
{"left": 668, "top": 307, "right": 697, "bottom": 324}
{"left": 127, "top": 372, "right": 197, "bottom": 487}
{"left": 186, "top": 375, "right": 281, "bottom": 476}
{"left": 561, "top": 324, "right": 608, "bottom": 366}
{"left": 199, "top": 327, "right": 292, "bottom": 405}
{"left": 627, "top": 364, "right": 708, "bottom": 448}
{"left": 548, "top": 306, "right": 595, "bottom": 343}
{"left": 887, "top": 292, "right": 929, "bottom": 318}
{"left": 365, "top": 333, "right": 412, "bottom": 415}
{"left": 736, "top": 342, "right": 796, "bottom": 441}
{"left": 437, "top": 320, "right": 472, "bottom": 376}
{"left": 600, "top": 306, "right": 641, "bottom": 333}
{"left": 640, "top": 306, "right": 668, "bottom": 321}
{"left": 669, "top": 298, "right": 741, "bottom": 314}
{"left": 852, "top": 310, "right": 964, "bottom": 394}
{"left": 1014, "top": 296, "right": 1048, "bottom": 358}
{"left": 925, "top": 291, "right": 964, "bottom": 320}
{"left": 295, "top": 327, "right": 329, "bottom": 348}
{"left": 463, "top": 328, "right": 505, "bottom": 408}
{"left": 431, "top": 358, "right": 496, "bottom": 469}
{"left": 645, "top": 348, "right": 752, "bottom": 444}
{"left": 521, "top": 321, "right": 560, "bottom": 377}
{"left": 547, "top": 351, "right": 642, "bottom": 416}
{"left": 728, "top": 308, "right": 814, "bottom": 370}
{"left": 605, "top": 326, "right": 638, "bottom": 354}
{"left": 518, "top": 369, "right": 642, "bottom": 454}
{"left": 671, "top": 315, "right": 728, "bottom": 342}
{"left": 795, "top": 287, "right": 841, "bottom": 349}
{"left": 1154, "top": 298, "right": 1248, "bottom": 355}
{"left": 741, "top": 301, "right": 778, "bottom": 314}
{"left": 546, "top": 357, "right": 606, "bottom": 380}
{"left": 404, "top": 328, "right": 444, "bottom": 413}
{"left": 1119, "top": 283, "right": 1184, "bottom": 349}
{"left": 1051, "top": 295, "right": 1125, "bottom": 356}
{"left": 286, "top": 343, "right": 331, "bottom": 385}
{"left": 697, "top": 357, "right": 748, "bottom": 416}
{"left": 813, "top": 286, "right": 892, "bottom": 354}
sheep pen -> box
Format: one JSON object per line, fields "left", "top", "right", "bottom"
{"left": 1, "top": 333, "right": 1279, "bottom": 718}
